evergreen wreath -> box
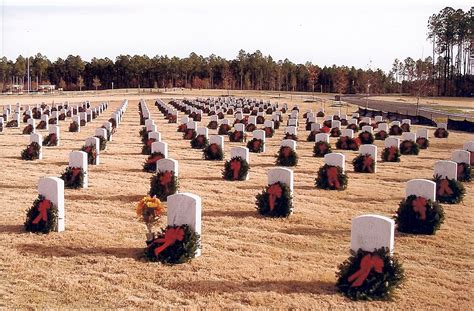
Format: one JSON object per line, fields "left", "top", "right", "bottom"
{"left": 218, "top": 124, "right": 232, "bottom": 135}
{"left": 183, "top": 129, "right": 197, "bottom": 140}
{"left": 395, "top": 195, "right": 444, "bottom": 234}
{"left": 336, "top": 247, "right": 404, "bottom": 301}
{"left": 6, "top": 120, "right": 18, "bottom": 127}
{"left": 229, "top": 130, "right": 245, "bottom": 142}
{"left": 457, "top": 163, "right": 472, "bottom": 182}
{"left": 317, "top": 111, "right": 325, "bottom": 117}
{"left": 399, "top": 140, "right": 420, "bottom": 155}
{"left": 247, "top": 138, "right": 264, "bottom": 153}
{"left": 191, "top": 134, "right": 209, "bottom": 149}
{"left": 143, "top": 152, "right": 165, "bottom": 172}
{"left": 256, "top": 116, "right": 265, "bottom": 124}
{"left": 177, "top": 123, "right": 187, "bottom": 132}
{"left": 330, "top": 127, "right": 341, "bottom": 137}
{"left": 313, "top": 141, "right": 332, "bottom": 157}
{"left": 23, "top": 115, "right": 31, "bottom": 123}
{"left": 36, "top": 120, "right": 47, "bottom": 129}
{"left": 95, "top": 135, "right": 107, "bottom": 151}
{"left": 145, "top": 224, "right": 200, "bottom": 264}
{"left": 276, "top": 146, "right": 298, "bottom": 166}
{"left": 59, "top": 113, "right": 66, "bottom": 121}
{"left": 315, "top": 164, "right": 348, "bottom": 190}
{"left": 255, "top": 182, "right": 293, "bottom": 217}
{"left": 149, "top": 171, "right": 179, "bottom": 201}
{"left": 273, "top": 120, "right": 280, "bottom": 129}
{"left": 108, "top": 118, "right": 117, "bottom": 129}
{"left": 284, "top": 133, "right": 298, "bottom": 141}
{"left": 305, "top": 122, "right": 314, "bottom": 131}
{"left": 222, "top": 157, "right": 249, "bottom": 181}
{"left": 21, "top": 142, "right": 41, "bottom": 160}
{"left": 80, "top": 120, "right": 86, "bottom": 127}
{"left": 139, "top": 127, "right": 149, "bottom": 144}
{"left": 352, "top": 154, "right": 376, "bottom": 173}
{"left": 434, "top": 128, "right": 449, "bottom": 138}
{"left": 375, "top": 130, "right": 388, "bottom": 140}
{"left": 433, "top": 175, "right": 465, "bottom": 204}
{"left": 347, "top": 123, "right": 359, "bottom": 132}
{"left": 401, "top": 123, "right": 410, "bottom": 132}
{"left": 142, "top": 138, "right": 156, "bottom": 155}
{"left": 307, "top": 130, "right": 319, "bottom": 142}
{"left": 203, "top": 143, "right": 224, "bottom": 160}
{"left": 48, "top": 118, "right": 57, "bottom": 125}
{"left": 60, "top": 166, "right": 85, "bottom": 189}
{"left": 0, "top": 123, "right": 3, "bottom": 132}
{"left": 23, "top": 124, "right": 34, "bottom": 135}
{"left": 336, "top": 136, "right": 360, "bottom": 151}
{"left": 80, "top": 145, "right": 98, "bottom": 165}
{"left": 69, "top": 121, "right": 79, "bottom": 132}
{"left": 381, "top": 146, "right": 401, "bottom": 162}
{"left": 358, "top": 131, "right": 374, "bottom": 144}
{"left": 246, "top": 123, "right": 257, "bottom": 132}
{"left": 358, "top": 122, "right": 368, "bottom": 129}
{"left": 264, "top": 127, "right": 275, "bottom": 138}
{"left": 323, "top": 120, "right": 332, "bottom": 128}
{"left": 389, "top": 125, "right": 403, "bottom": 136}
{"left": 207, "top": 120, "right": 218, "bottom": 129}
{"left": 24, "top": 195, "right": 58, "bottom": 234}
{"left": 416, "top": 137, "right": 429, "bottom": 149}
{"left": 43, "top": 133, "right": 58, "bottom": 146}
{"left": 341, "top": 119, "right": 348, "bottom": 126}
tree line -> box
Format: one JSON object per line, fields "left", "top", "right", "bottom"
{"left": 0, "top": 6, "right": 471, "bottom": 96}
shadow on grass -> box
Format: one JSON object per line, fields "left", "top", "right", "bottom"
{"left": 65, "top": 193, "right": 144, "bottom": 203}
{"left": 0, "top": 224, "right": 25, "bottom": 234}
{"left": 17, "top": 243, "right": 143, "bottom": 259}
{"left": 203, "top": 209, "right": 260, "bottom": 219}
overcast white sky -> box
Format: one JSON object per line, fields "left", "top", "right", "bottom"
{"left": 1, "top": 0, "right": 471, "bottom": 72}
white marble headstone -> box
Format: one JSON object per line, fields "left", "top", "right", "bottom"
{"left": 85, "top": 137, "right": 100, "bottom": 165}
{"left": 401, "top": 132, "right": 416, "bottom": 142}
{"left": 30, "top": 133, "right": 43, "bottom": 160}
{"left": 281, "top": 139, "right": 296, "bottom": 150}
{"left": 406, "top": 179, "right": 436, "bottom": 201}
{"left": 384, "top": 137, "right": 400, "bottom": 148}
{"left": 38, "top": 177, "right": 65, "bottom": 232}
{"left": 434, "top": 160, "right": 458, "bottom": 180}
{"left": 267, "top": 167, "right": 294, "bottom": 193}
{"left": 452, "top": 150, "right": 470, "bottom": 164}
{"left": 416, "top": 128, "right": 429, "bottom": 139}
{"left": 157, "top": 158, "right": 179, "bottom": 177}
{"left": 69, "top": 151, "right": 88, "bottom": 188}
{"left": 350, "top": 215, "right": 394, "bottom": 253}
{"left": 151, "top": 141, "right": 168, "bottom": 157}
{"left": 235, "top": 123, "right": 245, "bottom": 132}
{"left": 324, "top": 153, "right": 345, "bottom": 172}
{"left": 341, "top": 129, "right": 354, "bottom": 138}
{"left": 230, "top": 146, "right": 249, "bottom": 162}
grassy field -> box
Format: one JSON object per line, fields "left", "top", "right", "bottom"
{"left": 0, "top": 90, "right": 473, "bottom": 309}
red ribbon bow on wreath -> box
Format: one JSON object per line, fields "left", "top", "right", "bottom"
{"left": 159, "top": 171, "right": 173, "bottom": 192}
{"left": 362, "top": 156, "right": 373, "bottom": 173}
{"left": 184, "top": 130, "right": 194, "bottom": 139}
{"left": 146, "top": 139, "right": 155, "bottom": 147}
{"left": 347, "top": 253, "right": 384, "bottom": 287}
{"left": 84, "top": 146, "right": 92, "bottom": 154}
{"left": 147, "top": 154, "right": 163, "bottom": 164}
{"left": 32, "top": 199, "right": 52, "bottom": 224}
{"left": 151, "top": 227, "right": 185, "bottom": 256}
{"left": 321, "top": 126, "right": 330, "bottom": 133}
{"left": 339, "top": 136, "right": 348, "bottom": 149}
{"left": 438, "top": 179, "right": 453, "bottom": 196}
{"left": 318, "top": 142, "right": 327, "bottom": 153}
{"left": 327, "top": 167, "right": 341, "bottom": 189}
{"left": 230, "top": 159, "right": 241, "bottom": 180}
{"left": 267, "top": 183, "right": 282, "bottom": 211}
{"left": 265, "top": 128, "right": 272, "bottom": 137}
{"left": 412, "top": 197, "right": 427, "bottom": 220}
{"left": 387, "top": 146, "right": 397, "bottom": 161}
{"left": 27, "top": 144, "right": 35, "bottom": 156}
{"left": 234, "top": 131, "right": 242, "bottom": 141}
{"left": 209, "top": 144, "right": 218, "bottom": 154}
{"left": 70, "top": 167, "right": 82, "bottom": 183}
{"left": 252, "top": 140, "right": 261, "bottom": 151}
{"left": 281, "top": 147, "right": 291, "bottom": 158}
{"left": 196, "top": 135, "right": 204, "bottom": 144}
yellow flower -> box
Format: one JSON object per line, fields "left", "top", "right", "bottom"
{"left": 136, "top": 195, "right": 165, "bottom": 224}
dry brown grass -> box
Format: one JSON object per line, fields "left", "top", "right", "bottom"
{"left": 0, "top": 91, "right": 473, "bottom": 309}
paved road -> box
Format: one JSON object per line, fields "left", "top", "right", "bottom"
{"left": 341, "top": 95, "right": 473, "bottom": 120}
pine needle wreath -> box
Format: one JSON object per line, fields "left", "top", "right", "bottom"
{"left": 218, "top": 124, "right": 231, "bottom": 135}
{"left": 395, "top": 195, "right": 444, "bottom": 234}
{"left": 108, "top": 118, "right": 117, "bottom": 129}
{"left": 266, "top": 108, "right": 273, "bottom": 114}
{"left": 60, "top": 167, "right": 85, "bottom": 189}
{"left": 457, "top": 163, "right": 472, "bottom": 182}
{"left": 139, "top": 127, "right": 149, "bottom": 144}
{"left": 434, "top": 128, "right": 449, "bottom": 138}
{"left": 336, "top": 137, "right": 360, "bottom": 151}
{"left": 358, "top": 122, "right": 368, "bottom": 129}
{"left": 352, "top": 154, "right": 376, "bottom": 173}
{"left": 43, "top": 133, "right": 58, "bottom": 147}
{"left": 347, "top": 124, "right": 359, "bottom": 132}
{"left": 59, "top": 113, "right": 66, "bottom": 121}
{"left": 229, "top": 130, "right": 245, "bottom": 142}
{"left": 183, "top": 129, "right": 197, "bottom": 140}
{"left": 323, "top": 120, "right": 332, "bottom": 128}
{"left": 143, "top": 152, "right": 165, "bottom": 172}
{"left": 23, "top": 124, "right": 34, "bottom": 135}
{"left": 389, "top": 125, "right": 403, "bottom": 136}
{"left": 336, "top": 247, "right": 404, "bottom": 301}
{"left": 0, "top": 123, "right": 3, "bottom": 132}
{"left": 341, "top": 119, "right": 348, "bottom": 126}
{"left": 149, "top": 171, "right": 179, "bottom": 201}
{"left": 305, "top": 122, "right": 314, "bottom": 131}
{"left": 317, "top": 111, "right": 325, "bottom": 117}
{"left": 80, "top": 145, "right": 98, "bottom": 165}
{"left": 399, "top": 140, "right": 420, "bottom": 155}
{"left": 6, "top": 120, "right": 18, "bottom": 127}
{"left": 381, "top": 146, "right": 401, "bottom": 162}
{"left": 256, "top": 116, "right": 265, "bottom": 124}
{"left": 307, "top": 131, "right": 319, "bottom": 142}
{"left": 315, "top": 164, "right": 348, "bottom": 190}
{"left": 36, "top": 120, "right": 47, "bottom": 129}
{"left": 69, "top": 121, "right": 79, "bottom": 132}
{"left": 276, "top": 146, "right": 298, "bottom": 166}
{"left": 177, "top": 123, "right": 187, "bottom": 133}
{"left": 284, "top": 133, "right": 298, "bottom": 141}
{"left": 222, "top": 157, "right": 249, "bottom": 181}
{"left": 95, "top": 135, "right": 107, "bottom": 151}
{"left": 23, "top": 115, "right": 31, "bottom": 123}
{"left": 207, "top": 120, "right": 218, "bottom": 129}
{"left": 80, "top": 120, "right": 86, "bottom": 127}
{"left": 274, "top": 120, "right": 280, "bottom": 129}
{"left": 433, "top": 175, "right": 465, "bottom": 204}
{"left": 24, "top": 195, "right": 58, "bottom": 234}
{"left": 145, "top": 224, "right": 200, "bottom": 264}
{"left": 48, "top": 118, "right": 57, "bottom": 125}
{"left": 375, "top": 130, "right": 388, "bottom": 140}
{"left": 313, "top": 141, "right": 332, "bottom": 157}
{"left": 246, "top": 123, "right": 257, "bottom": 132}
{"left": 21, "top": 142, "right": 41, "bottom": 160}
{"left": 255, "top": 182, "right": 293, "bottom": 217}
{"left": 401, "top": 123, "right": 410, "bottom": 132}
{"left": 416, "top": 137, "right": 429, "bottom": 149}
{"left": 264, "top": 127, "right": 275, "bottom": 138}
{"left": 358, "top": 131, "right": 374, "bottom": 144}
{"left": 203, "top": 143, "right": 224, "bottom": 160}
{"left": 330, "top": 127, "right": 341, "bottom": 137}
{"left": 247, "top": 138, "right": 264, "bottom": 153}
{"left": 142, "top": 138, "right": 156, "bottom": 155}
{"left": 191, "top": 134, "right": 209, "bottom": 149}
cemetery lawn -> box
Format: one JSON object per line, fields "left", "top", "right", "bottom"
{"left": 0, "top": 90, "right": 473, "bottom": 309}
